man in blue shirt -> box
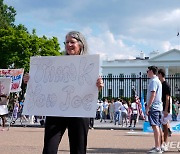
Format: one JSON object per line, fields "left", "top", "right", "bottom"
{"left": 146, "top": 66, "right": 163, "bottom": 153}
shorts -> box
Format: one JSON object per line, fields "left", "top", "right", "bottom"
{"left": 121, "top": 112, "right": 127, "bottom": 119}
{"left": 131, "top": 114, "right": 137, "bottom": 120}
{"left": 148, "top": 110, "right": 162, "bottom": 127}
{"left": 161, "top": 113, "right": 172, "bottom": 125}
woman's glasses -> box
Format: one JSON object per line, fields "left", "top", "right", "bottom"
{"left": 63, "top": 40, "right": 78, "bottom": 45}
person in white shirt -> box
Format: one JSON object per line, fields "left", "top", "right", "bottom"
{"left": 99, "top": 100, "right": 104, "bottom": 122}
{"left": 114, "top": 98, "right": 122, "bottom": 125}
{"left": 103, "top": 99, "right": 109, "bottom": 122}
{"left": 96, "top": 100, "right": 100, "bottom": 120}
{"left": 129, "top": 98, "right": 138, "bottom": 128}
{"left": 120, "top": 101, "right": 128, "bottom": 127}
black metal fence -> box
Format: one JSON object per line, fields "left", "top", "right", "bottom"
{"left": 100, "top": 74, "right": 180, "bottom": 101}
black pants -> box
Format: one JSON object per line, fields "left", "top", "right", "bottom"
{"left": 42, "top": 116, "right": 89, "bottom": 154}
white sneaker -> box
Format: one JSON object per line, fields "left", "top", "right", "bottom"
{"left": 148, "top": 147, "right": 163, "bottom": 153}
{"left": 161, "top": 143, "right": 168, "bottom": 152}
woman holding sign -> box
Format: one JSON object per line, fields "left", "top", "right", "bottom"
{"left": 24, "top": 31, "right": 104, "bottom": 154}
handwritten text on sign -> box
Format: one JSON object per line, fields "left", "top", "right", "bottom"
{"left": 23, "top": 55, "right": 99, "bottom": 117}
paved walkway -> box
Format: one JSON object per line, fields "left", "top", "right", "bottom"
{"left": 1, "top": 118, "right": 180, "bottom": 154}
{"left": 6, "top": 118, "right": 144, "bottom": 130}
{"left": 0, "top": 126, "right": 180, "bottom": 154}
{"left": 93, "top": 119, "right": 143, "bottom": 130}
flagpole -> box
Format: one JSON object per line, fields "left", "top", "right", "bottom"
{"left": 178, "top": 32, "right": 180, "bottom": 50}
{"left": 177, "top": 26, "right": 180, "bottom": 50}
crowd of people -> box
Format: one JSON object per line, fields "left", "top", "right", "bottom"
{"left": 0, "top": 95, "right": 31, "bottom": 127}
{"left": 95, "top": 97, "right": 144, "bottom": 128}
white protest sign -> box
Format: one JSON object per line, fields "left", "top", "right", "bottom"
{"left": 0, "top": 69, "right": 24, "bottom": 92}
{"left": 0, "top": 77, "right": 11, "bottom": 106}
{"left": 23, "top": 55, "right": 100, "bottom": 117}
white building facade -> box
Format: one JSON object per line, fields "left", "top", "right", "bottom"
{"left": 102, "top": 49, "right": 180, "bottom": 76}
{"left": 101, "top": 49, "right": 180, "bottom": 99}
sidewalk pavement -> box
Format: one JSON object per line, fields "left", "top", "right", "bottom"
{"left": 2, "top": 118, "right": 180, "bottom": 154}
{"left": 1, "top": 124, "right": 180, "bottom": 154}
{"left": 6, "top": 118, "right": 144, "bottom": 131}
{"left": 93, "top": 119, "right": 143, "bottom": 130}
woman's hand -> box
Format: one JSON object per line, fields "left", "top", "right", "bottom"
{"left": 145, "top": 107, "right": 149, "bottom": 116}
{"left": 96, "top": 77, "right": 104, "bottom": 91}
{"left": 23, "top": 73, "right": 30, "bottom": 84}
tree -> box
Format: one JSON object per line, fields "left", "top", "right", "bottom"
{"left": 0, "top": 1, "right": 62, "bottom": 72}
{"left": 0, "top": 1, "right": 62, "bottom": 100}
{"left": 0, "top": 27, "right": 61, "bottom": 72}
{"left": 0, "top": 0, "right": 16, "bottom": 28}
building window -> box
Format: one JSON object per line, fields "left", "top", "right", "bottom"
{"left": 119, "top": 89, "right": 124, "bottom": 97}
{"left": 142, "top": 73, "right": 147, "bottom": 81}
{"left": 175, "top": 73, "right": 180, "bottom": 76}
{"left": 142, "top": 89, "right": 147, "bottom": 102}
{"left": 119, "top": 73, "right": 124, "bottom": 81}
{"left": 108, "top": 89, "right": 112, "bottom": 97}
{"left": 131, "top": 73, "right": 136, "bottom": 82}
{"left": 131, "top": 88, "right": 136, "bottom": 97}
{"left": 108, "top": 73, "right": 112, "bottom": 82}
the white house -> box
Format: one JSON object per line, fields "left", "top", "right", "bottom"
{"left": 101, "top": 49, "right": 180, "bottom": 99}
{"left": 102, "top": 49, "right": 180, "bottom": 76}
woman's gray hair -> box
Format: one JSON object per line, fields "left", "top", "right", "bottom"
{"left": 65, "top": 31, "right": 88, "bottom": 55}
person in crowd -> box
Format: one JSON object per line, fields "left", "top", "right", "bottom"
{"left": 89, "top": 118, "right": 94, "bottom": 129}
{"left": 146, "top": 66, "right": 163, "bottom": 153}
{"left": 24, "top": 31, "right": 104, "bottom": 154}
{"left": 96, "top": 100, "right": 100, "bottom": 120}
{"left": 172, "top": 100, "right": 178, "bottom": 121}
{"left": 174, "top": 98, "right": 179, "bottom": 120}
{"left": 120, "top": 100, "right": 128, "bottom": 127}
{"left": 109, "top": 98, "right": 114, "bottom": 123}
{"left": 114, "top": 98, "right": 122, "bottom": 125}
{"left": 0, "top": 93, "right": 9, "bottom": 131}
{"left": 19, "top": 99, "right": 28, "bottom": 122}
{"left": 127, "top": 101, "right": 132, "bottom": 124}
{"left": 99, "top": 100, "right": 104, "bottom": 122}
{"left": 11, "top": 100, "right": 19, "bottom": 124}
{"left": 129, "top": 98, "right": 138, "bottom": 128}
{"left": 175, "top": 99, "right": 180, "bottom": 121}
{"left": 134, "top": 96, "right": 145, "bottom": 122}
{"left": 158, "top": 68, "right": 172, "bottom": 152}
{"left": 103, "top": 98, "right": 109, "bottom": 122}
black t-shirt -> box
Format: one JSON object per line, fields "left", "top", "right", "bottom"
{"left": 162, "top": 81, "right": 171, "bottom": 113}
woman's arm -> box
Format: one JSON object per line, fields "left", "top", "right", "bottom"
{"left": 23, "top": 73, "right": 30, "bottom": 84}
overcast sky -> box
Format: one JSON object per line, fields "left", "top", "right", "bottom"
{"left": 4, "top": 0, "right": 180, "bottom": 60}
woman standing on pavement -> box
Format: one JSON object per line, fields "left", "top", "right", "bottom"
{"left": 0, "top": 94, "right": 9, "bottom": 131}
{"left": 24, "top": 31, "right": 104, "bottom": 154}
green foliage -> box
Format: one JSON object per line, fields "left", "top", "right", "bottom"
{"left": 0, "top": 27, "right": 61, "bottom": 72}
{"left": 0, "top": 0, "right": 61, "bottom": 73}
{"left": 0, "top": 0, "right": 16, "bottom": 28}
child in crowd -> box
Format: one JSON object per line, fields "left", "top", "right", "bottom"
{"left": 129, "top": 98, "right": 138, "bottom": 128}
